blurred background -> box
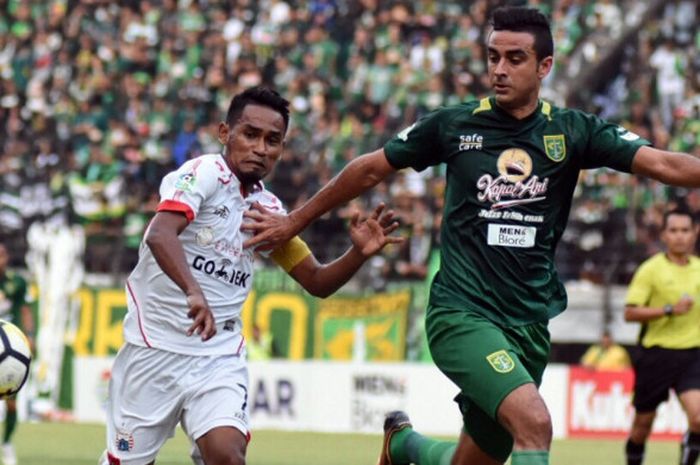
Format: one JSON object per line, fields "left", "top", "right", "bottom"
{"left": 0, "top": 0, "right": 698, "bottom": 460}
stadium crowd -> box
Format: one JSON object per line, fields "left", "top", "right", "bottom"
{"left": 0, "top": 0, "right": 697, "bottom": 285}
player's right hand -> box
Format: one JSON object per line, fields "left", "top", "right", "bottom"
{"left": 241, "top": 202, "right": 301, "bottom": 250}
{"left": 186, "top": 292, "right": 216, "bottom": 341}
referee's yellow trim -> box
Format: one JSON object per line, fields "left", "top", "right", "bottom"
{"left": 270, "top": 236, "right": 312, "bottom": 272}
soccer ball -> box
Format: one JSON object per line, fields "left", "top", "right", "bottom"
{"left": 0, "top": 320, "right": 31, "bottom": 398}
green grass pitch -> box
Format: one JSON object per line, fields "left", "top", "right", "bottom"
{"left": 13, "top": 422, "right": 677, "bottom": 464}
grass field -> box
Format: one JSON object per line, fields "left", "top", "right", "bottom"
{"left": 12, "top": 422, "right": 678, "bottom": 465}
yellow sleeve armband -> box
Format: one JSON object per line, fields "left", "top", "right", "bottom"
{"left": 269, "top": 236, "right": 312, "bottom": 272}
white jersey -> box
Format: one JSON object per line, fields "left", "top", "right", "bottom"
{"left": 123, "top": 154, "right": 285, "bottom": 355}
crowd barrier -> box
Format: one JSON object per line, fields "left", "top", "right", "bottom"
{"left": 74, "top": 358, "right": 685, "bottom": 440}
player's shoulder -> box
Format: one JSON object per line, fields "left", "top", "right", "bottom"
{"left": 543, "top": 100, "right": 591, "bottom": 122}
{"left": 178, "top": 153, "right": 227, "bottom": 172}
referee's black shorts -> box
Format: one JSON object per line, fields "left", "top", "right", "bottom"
{"left": 632, "top": 346, "right": 700, "bottom": 412}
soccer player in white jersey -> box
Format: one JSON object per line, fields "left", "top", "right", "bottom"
{"left": 99, "top": 86, "right": 402, "bottom": 465}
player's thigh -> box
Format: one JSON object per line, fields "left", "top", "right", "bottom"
{"left": 105, "top": 344, "right": 185, "bottom": 464}
{"left": 181, "top": 352, "right": 250, "bottom": 452}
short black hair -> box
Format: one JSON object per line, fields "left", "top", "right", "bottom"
{"left": 225, "top": 86, "right": 290, "bottom": 133}
{"left": 490, "top": 6, "right": 553, "bottom": 61}
{"left": 662, "top": 208, "right": 696, "bottom": 230}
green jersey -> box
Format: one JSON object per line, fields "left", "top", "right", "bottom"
{"left": 0, "top": 271, "right": 29, "bottom": 325}
{"left": 384, "top": 97, "right": 650, "bottom": 326}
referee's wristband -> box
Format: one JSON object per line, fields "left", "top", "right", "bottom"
{"left": 663, "top": 304, "right": 674, "bottom": 316}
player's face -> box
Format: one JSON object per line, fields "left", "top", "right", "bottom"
{"left": 661, "top": 214, "right": 697, "bottom": 256}
{"left": 219, "top": 104, "right": 286, "bottom": 185}
{"left": 487, "top": 30, "right": 552, "bottom": 112}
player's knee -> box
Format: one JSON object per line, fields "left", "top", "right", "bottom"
{"left": 210, "top": 448, "right": 245, "bottom": 465}
{"left": 512, "top": 407, "right": 552, "bottom": 447}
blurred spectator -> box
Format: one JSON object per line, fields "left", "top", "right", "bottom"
{"left": 580, "top": 329, "right": 631, "bottom": 371}
{"left": 248, "top": 324, "right": 279, "bottom": 361}
{"left": 0, "top": 0, "right": 696, "bottom": 282}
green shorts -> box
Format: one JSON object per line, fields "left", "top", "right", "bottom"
{"left": 426, "top": 307, "right": 550, "bottom": 462}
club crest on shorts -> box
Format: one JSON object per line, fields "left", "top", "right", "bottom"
{"left": 486, "top": 350, "right": 515, "bottom": 373}
{"left": 543, "top": 134, "right": 566, "bottom": 162}
{"left": 115, "top": 429, "right": 135, "bottom": 452}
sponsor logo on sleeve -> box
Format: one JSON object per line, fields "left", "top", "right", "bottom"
{"left": 396, "top": 123, "right": 416, "bottom": 141}
{"left": 616, "top": 126, "right": 641, "bottom": 141}
{"left": 175, "top": 172, "right": 196, "bottom": 192}
{"left": 459, "top": 133, "right": 483, "bottom": 151}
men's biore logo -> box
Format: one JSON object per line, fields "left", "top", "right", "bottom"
{"left": 486, "top": 350, "right": 515, "bottom": 373}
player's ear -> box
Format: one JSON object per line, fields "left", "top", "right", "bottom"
{"left": 537, "top": 56, "right": 553, "bottom": 79}
{"left": 218, "top": 122, "right": 229, "bottom": 145}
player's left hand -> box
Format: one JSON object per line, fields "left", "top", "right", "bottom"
{"left": 349, "top": 203, "right": 404, "bottom": 257}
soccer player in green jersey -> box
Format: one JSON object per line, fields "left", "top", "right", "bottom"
{"left": 0, "top": 244, "right": 35, "bottom": 465}
{"left": 242, "top": 6, "right": 700, "bottom": 465}
{"left": 624, "top": 209, "right": 700, "bottom": 465}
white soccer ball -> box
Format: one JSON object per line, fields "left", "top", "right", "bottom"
{"left": 0, "top": 320, "right": 31, "bottom": 398}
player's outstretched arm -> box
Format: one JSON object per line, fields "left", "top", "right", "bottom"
{"left": 286, "top": 203, "right": 403, "bottom": 298}
{"left": 242, "top": 148, "right": 397, "bottom": 250}
{"left": 145, "top": 211, "right": 216, "bottom": 340}
{"left": 631, "top": 146, "right": 700, "bottom": 187}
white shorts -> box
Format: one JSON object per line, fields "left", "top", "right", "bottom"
{"left": 104, "top": 343, "right": 249, "bottom": 465}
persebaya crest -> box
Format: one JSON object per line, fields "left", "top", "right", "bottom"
{"left": 544, "top": 134, "right": 566, "bottom": 162}
{"left": 486, "top": 350, "right": 515, "bottom": 373}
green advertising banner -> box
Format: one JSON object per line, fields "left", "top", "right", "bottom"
{"left": 66, "top": 270, "right": 416, "bottom": 362}
{"left": 315, "top": 290, "right": 410, "bottom": 361}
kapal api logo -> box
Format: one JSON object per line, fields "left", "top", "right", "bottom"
{"left": 477, "top": 148, "right": 548, "bottom": 210}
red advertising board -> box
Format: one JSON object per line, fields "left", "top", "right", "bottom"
{"left": 567, "top": 366, "right": 684, "bottom": 440}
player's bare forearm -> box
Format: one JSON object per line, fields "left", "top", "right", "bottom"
{"left": 294, "top": 248, "right": 369, "bottom": 298}
{"left": 289, "top": 206, "right": 402, "bottom": 297}
{"left": 146, "top": 212, "right": 203, "bottom": 298}
{"left": 292, "top": 149, "right": 395, "bottom": 229}
{"left": 242, "top": 149, "right": 396, "bottom": 250}
{"left": 632, "top": 146, "right": 700, "bottom": 187}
